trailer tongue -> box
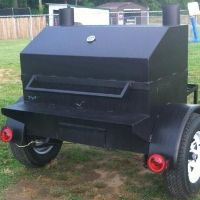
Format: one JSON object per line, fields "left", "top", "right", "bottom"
{"left": 1, "top": 6, "right": 200, "bottom": 199}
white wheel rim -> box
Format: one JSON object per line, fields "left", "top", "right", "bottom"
{"left": 188, "top": 131, "right": 200, "bottom": 184}
{"left": 33, "top": 138, "right": 54, "bottom": 155}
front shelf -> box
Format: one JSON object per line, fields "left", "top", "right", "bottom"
{"left": 2, "top": 99, "right": 149, "bottom": 126}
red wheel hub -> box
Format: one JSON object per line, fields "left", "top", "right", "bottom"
{"left": 147, "top": 154, "right": 168, "bottom": 173}
{"left": 0, "top": 127, "right": 13, "bottom": 142}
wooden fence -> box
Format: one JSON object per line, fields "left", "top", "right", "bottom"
{"left": 0, "top": 16, "right": 46, "bottom": 40}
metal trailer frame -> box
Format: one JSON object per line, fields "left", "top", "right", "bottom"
{"left": 1, "top": 23, "right": 199, "bottom": 166}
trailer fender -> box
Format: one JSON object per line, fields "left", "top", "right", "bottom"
{"left": 149, "top": 103, "right": 200, "bottom": 167}
{"left": 6, "top": 118, "right": 25, "bottom": 145}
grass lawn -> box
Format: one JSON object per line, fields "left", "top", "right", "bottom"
{"left": 0, "top": 40, "right": 200, "bottom": 200}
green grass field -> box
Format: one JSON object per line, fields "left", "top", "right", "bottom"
{"left": 0, "top": 40, "right": 200, "bottom": 200}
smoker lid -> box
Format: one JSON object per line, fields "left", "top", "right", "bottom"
{"left": 21, "top": 25, "right": 169, "bottom": 59}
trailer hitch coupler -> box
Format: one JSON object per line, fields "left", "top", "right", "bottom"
{"left": 147, "top": 154, "right": 168, "bottom": 173}
{"left": 0, "top": 127, "right": 13, "bottom": 142}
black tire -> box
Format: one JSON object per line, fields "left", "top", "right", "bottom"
{"left": 10, "top": 137, "right": 62, "bottom": 168}
{"left": 164, "top": 113, "right": 200, "bottom": 199}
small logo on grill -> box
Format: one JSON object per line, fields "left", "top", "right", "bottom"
{"left": 87, "top": 35, "right": 96, "bottom": 43}
{"left": 75, "top": 101, "right": 85, "bottom": 109}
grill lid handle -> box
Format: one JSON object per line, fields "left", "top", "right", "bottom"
{"left": 25, "top": 75, "right": 130, "bottom": 99}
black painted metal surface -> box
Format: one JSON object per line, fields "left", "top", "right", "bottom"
{"left": 59, "top": 8, "right": 74, "bottom": 26}
{"left": 162, "top": 4, "right": 180, "bottom": 26}
{"left": 2, "top": 25, "right": 189, "bottom": 154}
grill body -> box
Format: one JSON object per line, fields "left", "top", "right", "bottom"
{"left": 2, "top": 25, "right": 188, "bottom": 153}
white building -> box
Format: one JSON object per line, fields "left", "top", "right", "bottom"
{"left": 47, "top": 3, "right": 110, "bottom": 26}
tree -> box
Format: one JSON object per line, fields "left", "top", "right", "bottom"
{"left": 80, "top": 0, "right": 94, "bottom": 7}
{"left": 13, "top": 0, "right": 18, "bottom": 8}
{"left": 38, "top": 0, "right": 43, "bottom": 12}
{"left": 0, "top": 0, "right": 191, "bottom": 11}
{"left": 0, "top": 0, "right": 17, "bottom": 8}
